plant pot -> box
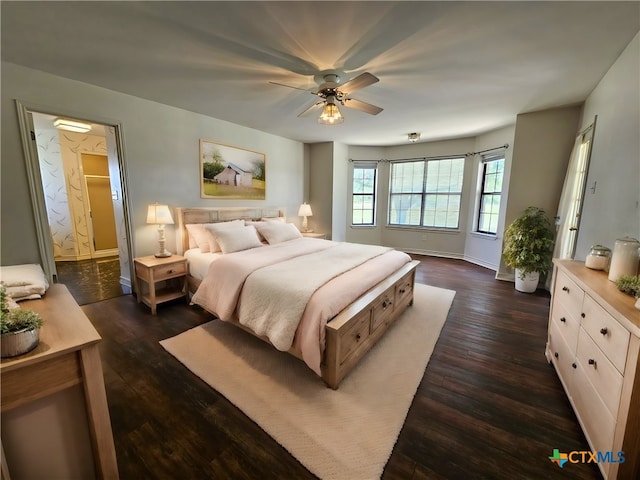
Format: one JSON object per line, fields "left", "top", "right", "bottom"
{"left": 1, "top": 327, "right": 40, "bottom": 358}
{"left": 515, "top": 269, "right": 540, "bottom": 293}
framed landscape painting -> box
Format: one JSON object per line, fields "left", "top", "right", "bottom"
{"left": 199, "top": 139, "right": 266, "bottom": 199}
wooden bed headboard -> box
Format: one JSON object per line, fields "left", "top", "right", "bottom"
{"left": 174, "top": 206, "right": 287, "bottom": 255}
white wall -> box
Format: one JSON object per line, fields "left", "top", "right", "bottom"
{"left": 308, "top": 142, "right": 334, "bottom": 238}
{"left": 1, "top": 62, "right": 305, "bottom": 271}
{"left": 497, "top": 105, "right": 582, "bottom": 279}
{"left": 348, "top": 137, "right": 477, "bottom": 257}
{"left": 575, "top": 32, "right": 640, "bottom": 259}
{"left": 464, "top": 125, "right": 516, "bottom": 270}
{"left": 331, "top": 142, "right": 348, "bottom": 242}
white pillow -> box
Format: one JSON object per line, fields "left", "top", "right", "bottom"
{"left": 244, "top": 220, "right": 268, "bottom": 242}
{"left": 186, "top": 220, "right": 244, "bottom": 253}
{"left": 214, "top": 225, "right": 264, "bottom": 254}
{"left": 0, "top": 264, "right": 50, "bottom": 300}
{"left": 205, "top": 220, "right": 250, "bottom": 252}
{"left": 255, "top": 222, "right": 302, "bottom": 244}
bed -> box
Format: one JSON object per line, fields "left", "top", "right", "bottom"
{"left": 176, "top": 206, "right": 419, "bottom": 389}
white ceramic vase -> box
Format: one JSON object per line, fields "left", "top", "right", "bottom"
{"left": 515, "top": 269, "right": 540, "bottom": 293}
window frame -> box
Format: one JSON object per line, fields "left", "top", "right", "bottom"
{"left": 475, "top": 154, "right": 505, "bottom": 235}
{"left": 351, "top": 162, "right": 378, "bottom": 226}
{"left": 388, "top": 157, "right": 465, "bottom": 229}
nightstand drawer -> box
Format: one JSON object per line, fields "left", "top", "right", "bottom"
{"left": 154, "top": 261, "right": 187, "bottom": 281}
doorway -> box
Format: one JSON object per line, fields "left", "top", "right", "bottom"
{"left": 25, "top": 109, "right": 133, "bottom": 305}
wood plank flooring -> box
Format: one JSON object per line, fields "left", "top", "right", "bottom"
{"left": 81, "top": 255, "right": 602, "bottom": 479}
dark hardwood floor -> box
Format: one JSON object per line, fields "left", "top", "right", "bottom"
{"left": 56, "top": 256, "right": 123, "bottom": 305}
{"left": 82, "top": 255, "right": 601, "bottom": 479}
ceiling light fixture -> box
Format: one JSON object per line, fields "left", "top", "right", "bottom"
{"left": 318, "top": 95, "right": 344, "bottom": 125}
{"left": 53, "top": 118, "right": 92, "bottom": 133}
{"left": 408, "top": 132, "right": 421, "bottom": 143}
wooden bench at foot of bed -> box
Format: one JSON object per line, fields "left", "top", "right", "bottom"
{"left": 323, "top": 259, "right": 419, "bottom": 389}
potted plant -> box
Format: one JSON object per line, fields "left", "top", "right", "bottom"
{"left": 502, "top": 206, "right": 555, "bottom": 293}
{"left": 1, "top": 286, "right": 44, "bottom": 357}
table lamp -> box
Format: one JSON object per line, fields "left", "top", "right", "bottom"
{"left": 146, "top": 203, "right": 174, "bottom": 257}
{"left": 298, "top": 203, "right": 313, "bottom": 232}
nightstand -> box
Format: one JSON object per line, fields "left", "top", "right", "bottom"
{"left": 134, "top": 255, "right": 188, "bottom": 314}
{"left": 302, "top": 232, "right": 326, "bottom": 239}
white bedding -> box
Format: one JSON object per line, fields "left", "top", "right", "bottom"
{"left": 190, "top": 238, "right": 411, "bottom": 375}
{"left": 184, "top": 248, "right": 224, "bottom": 281}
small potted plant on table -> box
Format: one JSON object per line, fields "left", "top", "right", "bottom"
{"left": 1, "top": 286, "right": 44, "bottom": 357}
{"left": 502, "top": 206, "right": 555, "bottom": 293}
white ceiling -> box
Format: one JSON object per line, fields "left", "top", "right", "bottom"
{"left": 2, "top": 1, "right": 638, "bottom": 146}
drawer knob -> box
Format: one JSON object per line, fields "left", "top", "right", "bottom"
{"left": 399, "top": 288, "right": 406, "bottom": 294}
{"left": 562, "top": 286, "right": 570, "bottom": 292}
{"left": 600, "top": 327, "right": 608, "bottom": 335}
{"left": 554, "top": 352, "right": 559, "bottom": 359}
{"left": 581, "top": 313, "right": 585, "bottom": 318}
{"left": 572, "top": 363, "right": 577, "bottom": 369}
{"left": 355, "top": 333, "right": 361, "bottom": 341}
{"left": 168, "top": 269, "right": 174, "bottom": 274}
{"left": 588, "top": 358, "right": 596, "bottom": 368}
{"left": 560, "top": 317, "right": 566, "bottom": 323}
{"left": 382, "top": 299, "right": 392, "bottom": 309}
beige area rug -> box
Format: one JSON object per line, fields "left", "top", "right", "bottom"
{"left": 160, "top": 283, "right": 455, "bottom": 480}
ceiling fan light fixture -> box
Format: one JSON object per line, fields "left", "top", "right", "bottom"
{"left": 408, "top": 132, "right": 421, "bottom": 143}
{"left": 318, "top": 97, "right": 344, "bottom": 125}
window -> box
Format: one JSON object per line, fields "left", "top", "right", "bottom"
{"left": 476, "top": 156, "right": 504, "bottom": 234}
{"left": 389, "top": 157, "right": 464, "bottom": 228}
{"left": 352, "top": 164, "right": 377, "bottom": 225}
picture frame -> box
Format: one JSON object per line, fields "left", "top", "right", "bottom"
{"left": 199, "top": 139, "right": 266, "bottom": 199}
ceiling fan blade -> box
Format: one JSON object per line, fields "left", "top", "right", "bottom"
{"left": 298, "top": 100, "right": 324, "bottom": 117}
{"left": 269, "top": 81, "right": 314, "bottom": 93}
{"left": 339, "top": 72, "right": 379, "bottom": 95}
{"left": 343, "top": 97, "right": 383, "bottom": 115}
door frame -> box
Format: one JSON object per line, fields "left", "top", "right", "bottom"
{"left": 15, "top": 99, "right": 134, "bottom": 289}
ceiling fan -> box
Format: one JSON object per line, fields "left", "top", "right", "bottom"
{"left": 270, "top": 72, "right": 383, "bottom": 125}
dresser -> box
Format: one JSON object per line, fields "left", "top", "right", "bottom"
{"left": 546, "top": 260, "right": 640, "bottom": 479}
{"left": 1, "top": 284, "right": 118, "bottom": 479}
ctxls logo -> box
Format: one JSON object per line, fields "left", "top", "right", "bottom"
{"left": 549, "top": 449, "right": 625, "bottom": 468}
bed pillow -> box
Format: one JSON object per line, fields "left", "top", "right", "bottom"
{"left": 255, "top": 222, "right": 302, "bottom": 245}
{"left": 187, "top": 220, "right": 244, "bottom": 253}
{"left": 244, "top": 220, "right": 268, "bottom": 242}
{"left": 261, "top": 216, "right": 286, "bottom": 223}
{"left": 214, "top": 225, "right": 264, "bottom": 254}
{"left": 205, "top": 220, "right": 250, "bottom": 252}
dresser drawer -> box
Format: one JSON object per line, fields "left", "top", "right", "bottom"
{"left": 153, "top": 261, "right": 187, "bottom": 281}
{"left": 550, "top": 300, "right": 580, "bottom": 354}
{"left": 371, "top": 287, "right": 395, "bottom": 333}
{"left": 395, "top": 271, "right": 414, "bottom": 308}
{"left": 582, "top": 294, "right": 630, "bottom": 374}
{"left": 548, "top": 319, "right": 576, "bottom": 389}
{"left": 553, "top": 270, "right": 584, "bottom": 319}
{"left": 576, "top": 329, "right": 623, "bottom": 418}
{"left": 571, "top": 358, "right": 616, "bottom": 456}
{"left": 339, "top": 309, "right": 371, "bottom": 364}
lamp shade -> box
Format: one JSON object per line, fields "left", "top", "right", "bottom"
{"left": 298, "top": 203, "right": 313, "bottom": 217}
{"left": 146, "top": 204, "right": 174, "bottom": 225}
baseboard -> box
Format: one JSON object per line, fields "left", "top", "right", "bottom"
{"left": 463, "top": 254, "right": 498, "bottom": 271}
{"left": 119, "top": 276, "right": 132, "bottom": 295}
{"left": 403, "top": 248, "right": 465, "bottom": 260}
